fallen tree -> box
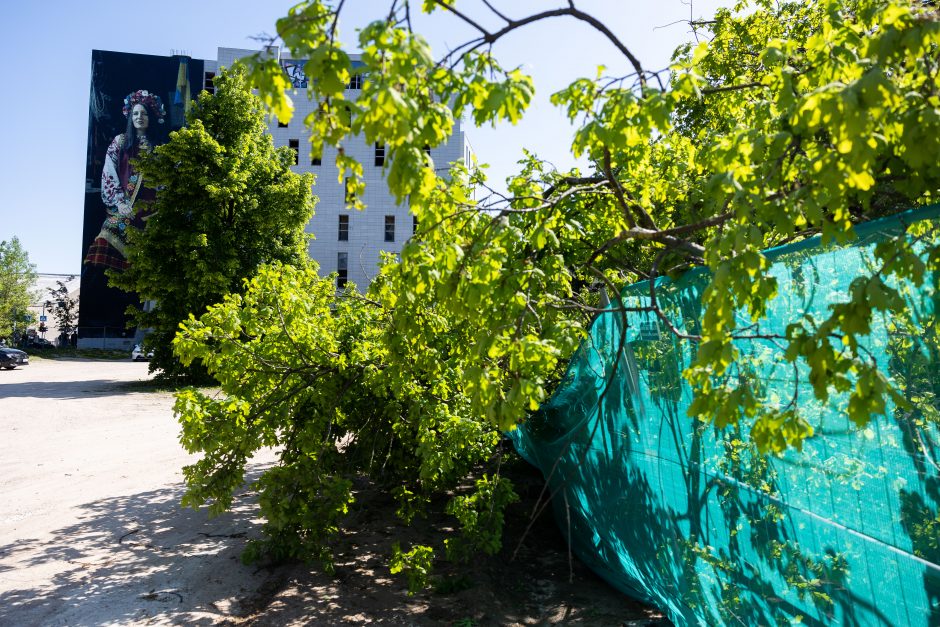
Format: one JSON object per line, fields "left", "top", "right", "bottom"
{"left": 172, "top": 0, "right": 940, "bottom": 587}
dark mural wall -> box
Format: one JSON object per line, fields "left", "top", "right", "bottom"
{"left": 79, "top": 50, "right": 204, "bottom": 338}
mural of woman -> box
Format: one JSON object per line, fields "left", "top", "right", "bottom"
{"left": 83, "top": 89, "right": 167, "bottom": 272}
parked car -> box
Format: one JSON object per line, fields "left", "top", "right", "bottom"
{"left": 131, "top": 344, "right": 154, "bottom": 361}
{"left": 0, "top": 347, "right": 29, "bottom": 369}
{"left": 25, "top": 337, "right": 54, "bottom": 349}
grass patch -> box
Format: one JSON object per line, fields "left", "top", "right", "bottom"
{"left": 117, "top": 378, "right": 182, "bottom": 393}
{"left": 117, "top": 378, "right": 219, "bottom": 394}
{"left": 26, "top": 347, "right": 131, "bottom": 360}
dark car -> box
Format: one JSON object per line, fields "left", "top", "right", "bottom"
{"left": 25, "top": 337, "right": 54, "bottom": 349}
{"left": 0, "top": 347, "right": 29, "bottom": 369}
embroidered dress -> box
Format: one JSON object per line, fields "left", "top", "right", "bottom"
{"left": 83, "top": 133, "right": 155, "bottom": 270}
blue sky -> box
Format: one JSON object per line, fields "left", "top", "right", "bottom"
{"left": 1, "top": 0, "right": 729, "bottom": 274}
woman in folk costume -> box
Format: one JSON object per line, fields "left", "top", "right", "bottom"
{"left": 84, "top": 89, "right": 167, "bottom": 271}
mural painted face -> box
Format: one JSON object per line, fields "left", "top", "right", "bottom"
{"left": 131, "top": 103, "right": 149, "bottom": 132}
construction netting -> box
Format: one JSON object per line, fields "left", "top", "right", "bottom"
{"left": 510, "top": 205, "right": 940, "bottom": 626}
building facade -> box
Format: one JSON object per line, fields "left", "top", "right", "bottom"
{"left": 79, "top": 47, "right": 473, "bottom": 349}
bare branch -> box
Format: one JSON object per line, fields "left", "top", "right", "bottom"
{"left": 563, "top": 8, "right": 645, "bottom": 86}
{"left": 660, "top": 211, "right": 733, "bottom": 237}
{"left": 431, "top": 0, "right": 491, "bottom": 36}
{"left": 404, "top": 0, "right": 413, "bottom": 32}
{"left": 329, "top": 0, "right": 345, "bottom": 48}
{"left": 620, "top": 227, "right": 705, "bottom": 254}
{"left": 702, "top": 81, "right": 762, "bottom": 95}
{"left": 548, "top": 301, "right": 654, "bottom": 315}
{"left": 602, "top": 149, "right": 637, "bottom": 230}
{"left": 542, "top": 175, "right": 605, "bottom": 199}
{"left": 653, "top": 18, "right": 693, "bottom": 31}
{"left": 603, "top": 148, "right": 660, "bottom": 230}
{"left": 431, "top": 1, "right": 646, "bottom": 84}
{"left": 648, "top": 250, "right": 702, "bottom": 341}
{"left": 480, "top": 0, "right": 512, "bottom": 23}
{"left": 440, "top": 36, "right": 489, "bottom": 69}
{"left": 585, "top": 225, "right": 706, "bottom": 269}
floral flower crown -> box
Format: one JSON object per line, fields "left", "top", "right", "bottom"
{"left": 122, "top": 90, "right": 166, "bottom": 123}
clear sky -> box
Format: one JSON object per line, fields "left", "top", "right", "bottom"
{"left": 0, "top": 0, "right": 730, "bottom": 274}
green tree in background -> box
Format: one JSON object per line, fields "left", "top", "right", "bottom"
{"left": 114, "top": 65, "right": 316, "bottom": 380}
{"left": 171, "top": 0, "right": 940, "bottom": 577}
{"left": 45, "top": 279, "right": 79, "bottom": 343}
{"left": 0, "top": 237, "right": 37, "bottom": 343}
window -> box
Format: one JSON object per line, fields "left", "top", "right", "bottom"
{"left": 288, "top": 139, "right": 299, "bottom": 165}
{"left": 412, "top": 214, "right": 419, "bottom": 235}
{"left": 337, "top": 252, "right": 348, "bottom": 288}
{"left": 277, "top": 118, "right": 288, "bottom": 128}
{"left": 311, "top": 153, "right": 321, "bottom": 166}
{"left": 384, "top": 215, "right": 396, "bottom": 242}
{"left": 374, "top": 142, "right": 385, "bottom": 167}
{"left": 204, "top": 71, "right": 216, "bottom": 95}
{"left": 347, "top": 73, "right": 363, "bottom": 90}
{"left": 345, "top": 177, "right": 355, "bottom": 204}
{"left": 338, "top": 215, "right": 349, "bottom": 241}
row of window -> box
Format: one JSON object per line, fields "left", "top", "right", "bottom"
{"left": 204, "top": 68, "right": 366, "bottom": 102}
{"left": 373, "top": 144, "right": 432, "bottom": 166}
{"left": 207, "top": 70, "right": 363, "bottom": 94}
{"left": 285, "top": 142, "right": 431, "bottom": 167}
{"left": 336, "top": 214, "right": 418, "bottom": 242}
{"left": 335, "top": 215, "right": 399, "bottom": 289}
{"left": 335, "top": 212, "right": 412, "bottom": 289}
{"left": 286, "top": 139, "right": 322, "bottom": 165}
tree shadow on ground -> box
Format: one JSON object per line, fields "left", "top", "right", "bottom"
{"left": 0, "top": 464, "right": 276, "bottom": 625}
{"left": 0, "top": 377, "right": 169, "bottom": 400}
{"left": 0, "top": 457, "right": 663, "bottom": 626}
{"left": 242, "top": 461, "right": 669, "bottom": 626}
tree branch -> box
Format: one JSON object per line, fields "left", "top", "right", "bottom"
{"left": 430, "top": 0, "right": 491, "bottom": 36}
{"left": 430, "top": 1, "right": 645, "bottom": 84}
{"left": 603, "top": 148, "right": 658, "bottom": 229}
{"left": 480, "top": 0, "right": 511, "bottom": 23}
{"left": 648, "top": 249, "right": 702, "bottom": 341}
{"left": 587, "top": 226, "right": 707, "bottom": 267}
{"left": 329, "top": 0, "right": 345, "bottom": 48}
{"left": 702, "top": 81, "right": 762, "bottom": 95}
{"left": 541, "top": 175, "right": 605, "bottom": 199}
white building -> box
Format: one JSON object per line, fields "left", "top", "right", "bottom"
{"left": 211, "top": 47, "right": 475, "bottom": 289}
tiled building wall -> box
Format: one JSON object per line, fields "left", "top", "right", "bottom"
{"left": 215, "top": 48, "right": 472, "bottom": 289}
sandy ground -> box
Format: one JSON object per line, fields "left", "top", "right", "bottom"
{"left": 0, "top": 358, "right": 667, "bottom": 626}
{"left": 0, "top": 358, "right": 279, "bottom": 625}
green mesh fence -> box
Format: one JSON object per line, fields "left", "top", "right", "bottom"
{"left": 510, "top": 205, "right": 940, "bottom": 626}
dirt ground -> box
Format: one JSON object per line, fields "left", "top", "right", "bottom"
{"left": 0, "top": 358, "right": 667, "bottom": 625}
